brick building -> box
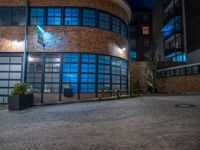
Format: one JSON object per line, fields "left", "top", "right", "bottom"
{"left": 0, "top": 0, "right": 132, "bottom": 104}
{"left": 129, "top": 8, "right": 152, "bottom": 61}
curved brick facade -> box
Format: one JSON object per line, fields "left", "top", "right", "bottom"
{"left": 0, "top": 0, "right": 131, "bottom": 104}
{"left": 0, "top": 0, "right": 130, "bottom": 24}
{"left": 0, "top": 0, "right": 131, "bottom": 60}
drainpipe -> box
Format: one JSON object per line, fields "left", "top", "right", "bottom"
{"left": 181, "top": 0, "right": 187, "bottom": 62}
{"left": 22, "top": 0, "right": 29, "bottom": 82}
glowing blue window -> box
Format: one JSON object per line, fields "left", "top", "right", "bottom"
{"left": 65, "top": 8, "right": 79, "bottom": 26}
{"left": 47, "top": 8, "right": 62, "bottom": 25}
{"left": 98, "top": 55, "right": 110, "bottom": 64}
{"left": 121, "top": 22, "right": 127, "bottom": 38}
{"left": 121, "top": 61, "right": 127, "bottom": 75}
{"left": 98, "top": 65, "right": 110, "bottom": 74}
{"left": 83, "top": 9, "right": 96, "bottom": 27}
{"left": 63, "top": 53, "right": 79, "bottom": 62}
{"left": 99, "top": 12, "right": 110, "bottom": 30}
{"left": 81, "top": 54, "right": 96, "bottom": 63}
{"left": 81, "top": 74, "right": 95, "bottom": 83}
{"left": 130, "top": 51, "right": 137, "bottom": 61}
{"left": 70, "top": 84, "right": 77, "bottom": 92}
{"left": 81, "top": 64, "right": 96, "bottom": 73}
{"left": 112, "top": 75, "right": 120, "bottom": 84}
{"left": 112, "top": 57, "right": 121, "bottom": 66}
{"left": 98, "top": 74, "right": 110, "bottom": 83}
{"left": 63, "top": 64, "right": 78, "bottom": 73}
{"left": 30, "top": 8, "right": 45, "bottom": 25}
{"left": 98, "top": 84, "right": 110, "bottom": 90}
{"left": 81, "top": 84, "right": 95, "bottom": 93}
{"left": 112, "top": 17, "right": 120, "bottom": 33}
{"left": 63, "top": 73, "right": 78, "bottom": 82}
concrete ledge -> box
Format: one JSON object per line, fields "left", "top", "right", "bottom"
{"left": 34, "top": 95, "right": 131, "bottom": 107}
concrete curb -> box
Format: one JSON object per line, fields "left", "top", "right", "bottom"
{"left": 34, "top": 95, "right": 132, "bottom": 107}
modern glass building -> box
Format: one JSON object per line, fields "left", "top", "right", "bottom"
{"left": 0, "top": 0, "right": 131, "bottom": 104}
{"left": 162, "top": 0, "right": 186, "bottom": 62}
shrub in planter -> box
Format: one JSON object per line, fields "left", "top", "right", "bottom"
{"left": 8, "top": 83, "right": 33, "bottom": 111}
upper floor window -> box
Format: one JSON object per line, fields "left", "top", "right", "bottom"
{"left": 0, "top": 8, "right": 11, "bottom": 26}
{"left": 144, "top": 38, "right": 150, "bottom": 48}
{"left": 65, "top": 8, "right": 79, "bottom": 26}
{"left": 99, "top": 12, "right": 110, "bottom": 30}
{"left": 83, "top": 9, "right": 96, "bottom": 27}
{"left": 142, "top": 26, "right": 150, "bottom": 35}
{"left": 30, "top": 8, "right": 45, "bottom": 26}
{"left": 130, "top": 39, "right": 137, "bottom": 48}
{"left": 112, "top": 17, "right": 120, "bottom": 33}
{"left": 121, "top": 22, "right": 127, "bottom": 38}
{"left": 47, "top": 8, "right": 62, "bottom": 26}
{"left": 0, "top": 7, "right": 25, "bottom": 26}
{"left": 143, "top": 15, "right": 150, "bottom": 22}
{"left": 130, "top": 51, "right": 137, "bottom": 61}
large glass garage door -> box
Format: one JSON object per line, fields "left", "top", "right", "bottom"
{"left": 0, "top": 54, "right": 22, "bottom": 103}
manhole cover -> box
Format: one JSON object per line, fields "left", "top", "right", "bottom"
{"left": 175, "top": 104, "right": 195, "bottom": 108}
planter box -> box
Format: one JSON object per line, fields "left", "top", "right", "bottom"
{"left": 8, "top": 94, "right": 33, "bottom": 111}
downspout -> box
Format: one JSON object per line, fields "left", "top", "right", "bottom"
{"left": 181, "top": 0, "right": 187, "bottom": 62}
{"left": 22, "top": 0, "right": 29, "bottom": 82}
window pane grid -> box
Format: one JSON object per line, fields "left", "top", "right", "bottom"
{"left": 65, "top": 8, "right": 79, "bottom": 26}
{"left": 83, "top": 9, "right": 96, "bottom": 27}
{"left": 30, "top": 8, "right": 45, "bottom": 25}
{"left": 47, "top": 8, "right": 62, "bottom": 25}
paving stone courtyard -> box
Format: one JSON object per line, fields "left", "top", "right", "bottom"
{"left": 0, "top": 96, "right": 200, "bottom": 150}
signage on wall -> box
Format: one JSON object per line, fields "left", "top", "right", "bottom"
{"left": 37, "top": 25, "right": 45, "bottom": 47}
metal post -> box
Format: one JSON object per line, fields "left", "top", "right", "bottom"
{"left": 22, "top": 0, "right": 29, "bottom": 83}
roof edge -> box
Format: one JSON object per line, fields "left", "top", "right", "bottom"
{"left": 112, "top": 0, "right": 132, "bottom": 22}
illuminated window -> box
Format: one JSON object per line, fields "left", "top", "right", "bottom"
{"left": 99, "top": 12, "right": 110, "bottom": 30}
{"left": 112, "top": 16, "right": 120, "bottom": 33}
{"left": 121, "top": 22, "right": 127, "bottom": 38}
{"left": 65, "top": 8, "right": 79, "bottom": 26}
{"left": 30, "top": 8, "right": 45, "bottom": 25}
{"left": 142, "top": 26, "right": 150, "bottom": 35}
{"left": 130, "top": 51, "right": 137, "bottom": 61}
{"left": 47, "top": 8, "right": 62, "bottom": 26}
{"left": 83, "top": 9, "right": 96, "bottom": 27}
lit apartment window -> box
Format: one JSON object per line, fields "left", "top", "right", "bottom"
{"left": 83, "top": 9, "right": 96, "bottom": 27}
{"left": 65, "top": 8, "right": 79, "bottom": 26}
{"left": 142, "top": 26, "right": 149, "bottom": 35}
{"left": 47, "top": 8, "right": 62, "bottom": 26}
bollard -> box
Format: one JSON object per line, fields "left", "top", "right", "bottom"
{"left": 98, "top": 90, "right": 102, "bottom": 102}
{"left": 117, "top": 89, "right": 120, "bottom": 99}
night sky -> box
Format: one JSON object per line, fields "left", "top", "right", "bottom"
{"left": 127, "top": 0, "right": 156, "bottom": 9}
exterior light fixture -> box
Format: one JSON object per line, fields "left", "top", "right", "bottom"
{"left": 122, "top": 48, "right": 126, "bottom": 51}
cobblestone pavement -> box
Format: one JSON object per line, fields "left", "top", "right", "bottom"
{"left": 0, "top": 96, "right": 200, "bottom": 150}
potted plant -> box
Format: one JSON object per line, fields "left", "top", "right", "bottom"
{"left": 8, "top": 83, "right": 33, "bottom": 111}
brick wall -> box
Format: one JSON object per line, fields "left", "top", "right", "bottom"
{"left": 0, "top": 27, "right": 25, "bottom": 52}
{"left": 129, "top": 61, "right": 148, "bottom": 92}
{"left": 157, "top": 75, "right": 200, "bottom": 94}
{"left": 28, "top": 26, "right": 128, "bottom": 59}
{"left": 0, "top": 0, "right": 129, "bottom": 60}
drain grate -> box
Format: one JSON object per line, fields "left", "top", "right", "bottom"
{"left": 175, "top": 104, "right": 195, "bottom": 108}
